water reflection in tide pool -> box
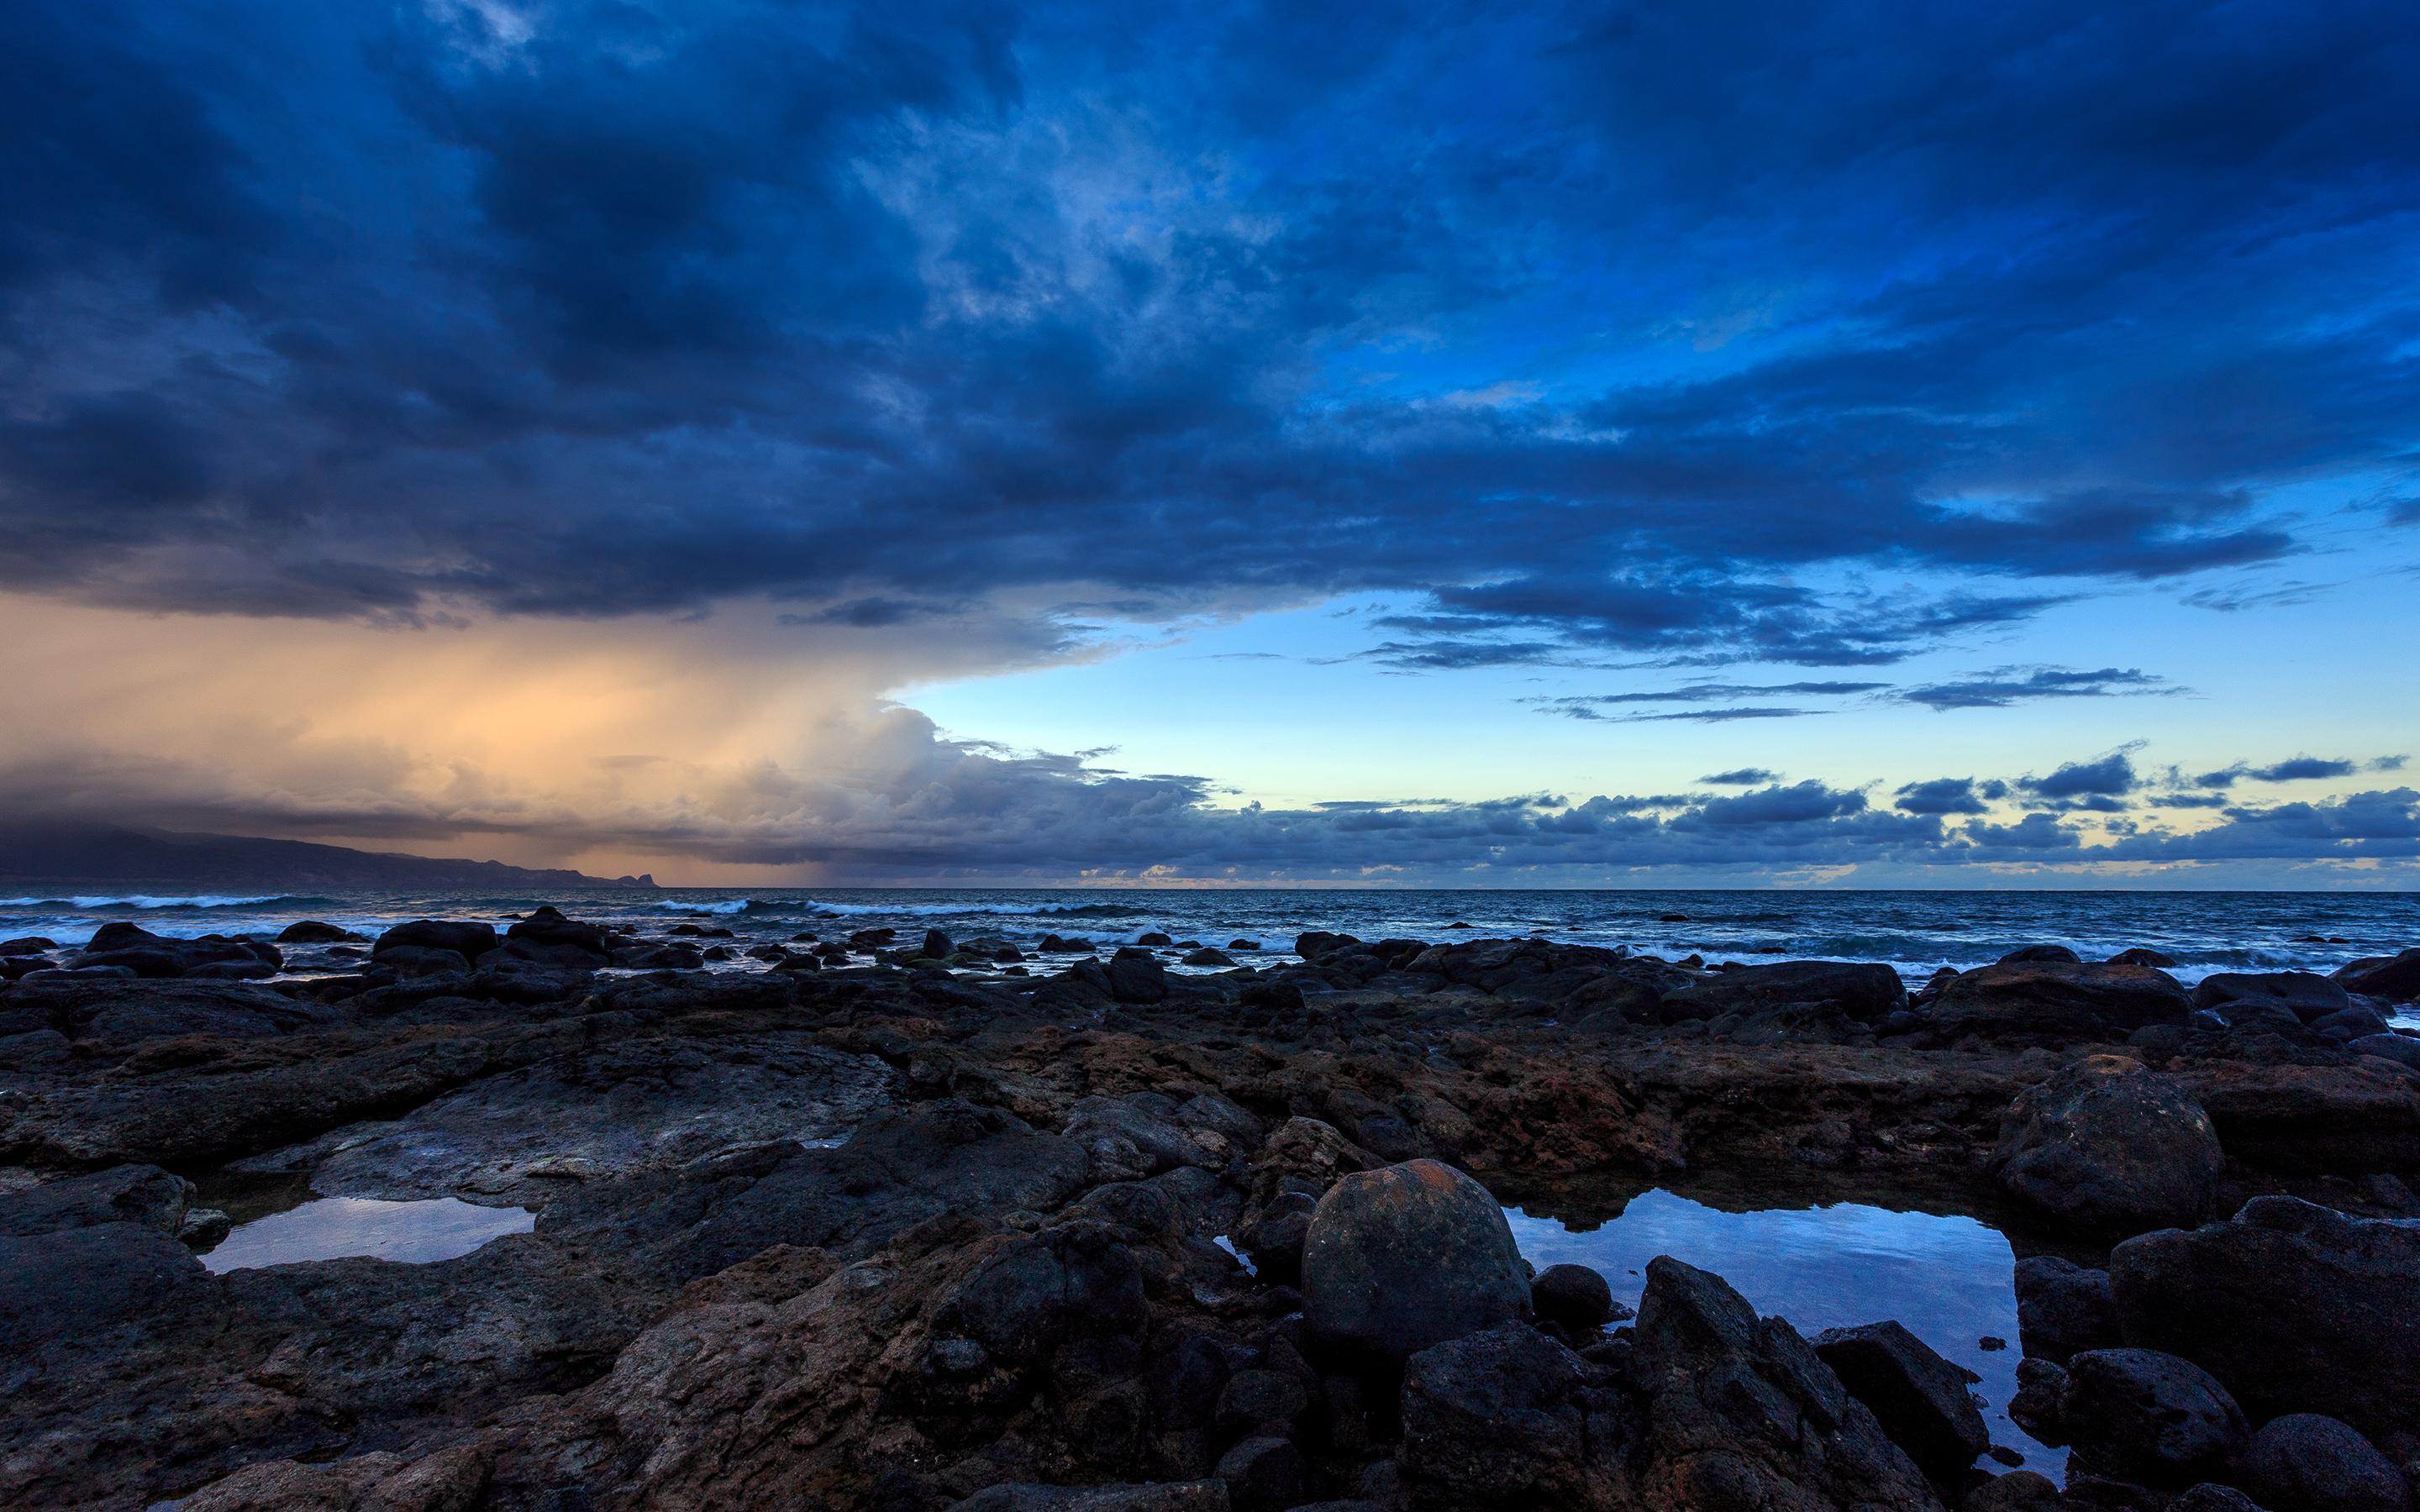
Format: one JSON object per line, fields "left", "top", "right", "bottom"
{"left": 1504, "top": 1190, "right": 2060, "bottom": 1478}
{"left": 199, "top": 1196, "right": 534, "bottom": 1273}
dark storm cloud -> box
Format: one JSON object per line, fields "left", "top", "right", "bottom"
{"left": 2019, "top": 751, "right": 2141, "bottom": 800}
{"left": 1699, "top": 769, "right": 1779, "bottom": 786}
{"left": 1895, "top": 667, "right": 2176, "bottom": 711}
{"left": 1, "top": 0, "right": 2412, "bottom": 658}
{"left": 2103, "top": 790, "right": 2420, "bottom": 861}
{"left": 1893, "top": 777, "right": 2008, "bottom": 816}
{"left": 2190, "top": 753, "right": 2402, "bottom": 787}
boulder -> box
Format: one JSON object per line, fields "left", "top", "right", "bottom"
{"left": 1811, "top": 1320, "right": 1990, "bottom": 1478}
{"left": 1301, "top": 1158, "right": 1531, "bottom": 1366}
{"left": 372, "top": 944, "right": 473, "bottom": 979}
{"left": 922, "top": 928, "right": 955, "bottom": 960}
{"left": 2012, "top": 1256, "right": 2120, "bottom": 1364}
{"left": 276, "top": 920, "right": 356, "bottom": 943}
{"left": 74, "top": 922, "right": 264, "bottom": 978}
{"left": 2193, "top": 971, "right": 2349, "bottom": 1022}
{"left": 1964, "top": 1470, "right": 2065, "bottom": 1510}
{"left": 2000, "top": 946, "right": 2083, "bottom": 964}
{"left": 1531, "top": 1263, "right": 1622, "bottom": 1330}
{"left": 1931, "top": 962, "right": 2191, "bottom": 1040}
{"left": 8, "top": 976, "right": 339, "bottom": 1043}
{"left": 2111, "top": 1196, "right": 2420, "bottom": 1441}
{"left": 2056, "top": 1348, "right": 2246, "bottom": 1488}
{"left": 0, "top": 1221, "right": 220, "bottom": 1346}
{"left": 2335, "top": 948, "right": 2420, "bottom": 1002}
{"left": 1107, "top": 948, "right": 1169, "bottom": 1004}
{"left": 1213, "top": 1368, "right": 1307, "bottom": 1436}
{"left": 1655, "top": 959, "right": 1907, "bottom": 1022}
{"left": 181, "top": 959, "right": 276, "bottom": 980}
{"left": 2238, "top": 1414, "right": 2412, "bottom": 1512}
{"left": 1182, "top": 948, "right": 1236, "bottom": 968}
{"left": 1213, "top": 1436, "right": 1307, "bottom": 1512}
{"left": 2312, "top": 1005, "right": 2394, "bottom": 1040}
{"left": 2351, "top": 1033, "right": 2420, "bottom": 1070}
{"left": 2170, "top": 1488, "right": 2271, "bottom": 1512}
{"left": 1399, "top": 1321, "right": 1615, "bottom": 1504}
{"left": 1631, "top": 1256, "right": 1943, "bottom": 1510}
{"left": 2110, "top": 948, "right": 2180, "bottom": 968}
{"left": 371, "top": 919, "right": 499, "bottom": 962}
{"left": 1061, "top": 1094, "right": 1241, "bottom": 1177}
{"left": 0, "top": 1163, "right": 192, "bottom": 1236}
{"left": 1991, "top": 1055, "right": 2223, "bottom": 1235}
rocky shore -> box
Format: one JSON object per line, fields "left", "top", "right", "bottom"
{"left": 5, "top": 913, "right": 2420, "bottom": 1512}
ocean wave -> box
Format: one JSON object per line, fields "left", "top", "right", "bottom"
{"left": 1035, "top": 903, "right": 1150, "bottom": 918}
{"left": 648, "top": 898, "right": 757, "bottom": 916}
{"left": 0, "top": 893, "right": 319, "bottom": 911}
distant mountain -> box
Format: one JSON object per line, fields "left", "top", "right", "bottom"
{"left": 0, "top": 822, "right": 657, "bottom": 891}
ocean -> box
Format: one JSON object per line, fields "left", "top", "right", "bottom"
{"left": 4, "top": 885, "right": 2413, "bottom": 985}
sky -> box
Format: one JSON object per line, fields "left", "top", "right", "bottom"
{"left": 2, "top": 0, "right": 2417, "bottom": 888}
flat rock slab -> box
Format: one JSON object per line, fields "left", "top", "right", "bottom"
{"left": 233, "top": 1033, "right": 899, "bottom": 1205}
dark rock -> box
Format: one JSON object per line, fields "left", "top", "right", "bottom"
{"left": 181, "top": 958, "right": 278, "bottom": 980}
{"left": 176, "top": 1208, "right": 233, "bottom": 1247}
{"left": 1812, "top": 1319, "right": 1989, "bottom": 1478}
{"left": 1400, "top": 1320, "right": 1610, "bottom": 1504}
{"left": 8, "top": 976, "right": 340, "bottom": 1044}
{"left": 1351, "top": 1114, "right": 1418, "bottom": 1163}
{"left": 276, "top": 920, "right": 356, "bottom": 943}
{"left": 1136, "top": 932, "right": 1173, "bottom": 948}
{"left": 1530, "top": 1263, "right": 1622, "bottom": 1330}
{"left": 1631, "top": 1256, "right": 1941, "bottom": 1509}
{"left": 0, "top": 1221, "right": 219, "bottom": 1346}
{"left": 2193, "top": 971, "right": 2350, "bottom": 1022}
{"left": 0, "top": 1163, "right": 192, "bottom": 1236}
{"left": 1294, "top": 931, "right": 1359, "bottom": 960}
{"left": 948, "top": 1485, "right": 1229, "bottom": 1512}
{"left": 1655, "top": 958, "right": 1907, "bottom": 1022}
{"left": 1932, "top": 962, "right": 2191, "bottom": 1040}
{"left": 1107, "top": 948, "right": 1169, "bottom": 1004}
{"left": 2335, "top": 948, "right": 2420, "bottom": 1002}
{"left": 1214, "top": 1368, "right": 1307, "bottom": 1436}
{"left": 372, "top": 919, "right": 498, "bottom": 962}
{"left": 2110, "top": 948, "right": 2180, "bottom": 968}
{"left": 0, "top": 935, "right": 58, "bottom": 954}
{"left": 1302, "top": 1158, "right": 1531, "bottom": 1367}
{"left": 1182, "top": 948, "right": 1236, "bottom": 968}
{"left": 2000, "top": 946, "right": 2083, "bottom": 964}
{"left": 1228, "top": 939, "right": 1261, "bottom": 950}
{"left": 2238, "top": 1414, "right": 2411, "bottom": 1512}
{"left": 2351, "top": 1033, "right": 2420, "bottom": 1070}
{"left": 918, "top": 928, "right": 955, "bottom": 960}
{"left": 2007, "top": 1357, "right": 2068, "bottom": 1444}
{"left": 2312, "top": 1005, "right": 2393, "bottom": 1040}
{"left": 1991, "top": 1055, "right": 2223, "bottom": 1235}
{"left": 2057, "top": 1348, "right": 2247, "bottom": 1488}
{"left": 935, "top": 1221, "right": 1144, "bottom": 1365}
{"left": 1964, "top": 1469, "right": 2066, "bottom": 1510}
{"left": 374, "top": 943, "right": 475, "bottom": 979}
{"left": 2170, "top": 1487, "right": 2270, "bottom": 1512}
{"left": 2013, "top": 1256, "right": 2120, "bottom": 1364}
{"left": 1214, "top": 1436, "right": 1307, "bottom": 1512}
{"left": 2111, "top": 1196, "right": 2420, "bottom": 1441}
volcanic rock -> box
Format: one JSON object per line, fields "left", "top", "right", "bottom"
{"left": 0, "top": 1163, "right": 192, "bottom": 1236}
{"left": 2336, "top": 948, "right": 2420, "bottom": 1002}
{"left": 2056, "top": 1347, "right": 2247, "bottom": 1488}
{"left": 2238, "top": 1414, "right": 2412, "bottom": 1512}
{"left": 1530, "top": 1262, "right": 1622, "bottom": 1330}
{"left": 1991, "top": 1054, "right": 2223, "bottom": 1235}
{"left": 2013, "top": 1256, "right": 2120, "bottom": 1364}
{"left": 2193, "top": 971, "right": 2349, "bottom": 1022}
{"left": 371, "top": 919, "right": 499, "bottom": 962}
{"left": 1811, "top": 1319, "right": 1990, "bottom": 1478}
{"left": 1930, "top": 961, "right": 2190, "bottom": 1041}
{"left": 1301, "top": 1158, "right": 1530, "bottom": 1366}
{"left": 1655, "top": 958, "right": 1907, "bottom": 1022}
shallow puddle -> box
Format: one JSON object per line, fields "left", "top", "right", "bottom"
{"left": 198, "top": 1195, "right": 534, "bottom": 1272}
{"left": 1504, "top": 1189, "right": 2060, "bottom": 1477}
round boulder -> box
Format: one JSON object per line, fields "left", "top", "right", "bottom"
{"left": 2059, "top": 1347, "right": 2247, "bottom": 1488}
{"left": 1302, "top": 1158, "right": 1531, "bottom": 1366}
{"left": 1530, "top": 1263, "right": 1621, "bottom": 1330}
{"left": 2239, "top": 1414, "right": 2412, "bottom": 1512}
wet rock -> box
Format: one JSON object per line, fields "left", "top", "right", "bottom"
{"left": 2056, "top": 1347, "right": 2247, "bottom": 1488}
{"left": 1301, "top": 1158, "right": 1531, "bottom": 1367}
{"left": 2175, "top": 1058, "right": 2420, "bottom": 1173}
{"left": 176, "top": 1446, "right": 497, "bottom": 1512}
{"left": 276, "top": 920, "right": 357, "bottom": 943}
{"left": 2193, "top": 971, "right": 2350, "bottom": 1022}
{"left": 71, "top": 922, "right": 269, "bottom": 979}
{"left": 1812, "top": 1319, "right": 1990, "bottom": 1479}
{"left": 1531, "top": 1262, "right": 1623, "bottom": 1330}
{"left": 949, "top": 1485, "right": 1231, "bottom": 1512}
{"left": 1931, "top": 962, "right": 2190, "bottom": 1040}
{"left": 1399, "top": 1320, "right": 1615, "bottom": 1504}
{"left": 2312, "top": 1005, "right": 2393, "bottom": 1040}
{"left": 2350, "top": 1033, "right": 2420, "bottom": 1070}
{"left": 2013, "top": 1256, "right": 2120, "bottom": 1364}
{"left": 1991, "top": 1054, "right": 2223, "bottom": 1235}
{"left": 1655, "top": 959, "right": 1907, "bottom": 1022}
{"left": 1234, "top": 1189, "right": 1317, "bottom": 1285}
{"left": 1182, "top": 948, "right": 1236, "bottom": 968}
{"left": 2110, "top": 948, "right": 2180, "bottom": 968}
{"left": 234, "top": 1034, "right": 898, "bottom": 1206}
{"left": 1999, "top": 946, "right": 2082, "bottom": 964}
{"left": 177, "top": 1207, "right": 234, "bottom": 1247}
{"left": 0, "top": 1221, "right": 218, "bottom": 1347}
{"left": 5, "top": 975, "right": 340, "bottom": 1044}
{"left": 371, "top": 919, "right": 499, "bottom": 962}
{"left": 1214, "top": 1368, "right": 1307, "bottom": 1436}
{"left": 1631, "top": 1256, "right": 1943, "bottom": 1510}
{"left": 2111, "top": 1196, "right": 2420, "bottom": 1441}
{"left": 0, "top": 1163, "right": 191, "bottom": 1236}
{"left": 2336, "top": 948, "right": 2420, "bottom": 1002}
{"left": 2170, "top": 1487, "right": 2270, "bottom": 1512}
{"left": 921, "top": 928, "right": 955, "bottom": 960}
{"left": 2238, "top": 1414, "right": 2411, "bottom": 1512}
{"left": 1108, "top": 948, "right": 1170, "bottom": 1004}
{"left": 1062, "top": 1093, "right": 1244, "bottom": 1178}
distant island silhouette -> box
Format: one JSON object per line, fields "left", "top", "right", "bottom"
{"left": 0, "top": 822, "right": 655, "bottom": 890}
